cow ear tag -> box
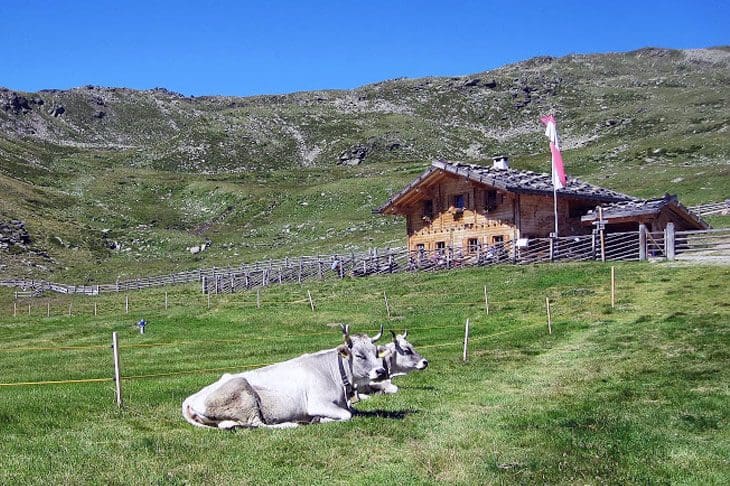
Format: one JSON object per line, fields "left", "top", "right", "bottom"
{"left": 378, "top": 348, "right": 392, "bottom": 359}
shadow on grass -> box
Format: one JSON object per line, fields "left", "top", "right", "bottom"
{"left": 353, "top": 409, "right": 419, "bottom": 420}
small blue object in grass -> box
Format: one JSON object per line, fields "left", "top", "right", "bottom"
{"left": 137, "top": 319, "right": 147, "bottom": 334}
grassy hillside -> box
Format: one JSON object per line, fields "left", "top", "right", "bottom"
{"left": 0, "top": 262, "right": 728, "bottom": 484}
{"left": 1, "top": 47, "right": 729, "bottom": 279}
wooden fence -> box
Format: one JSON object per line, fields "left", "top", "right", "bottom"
{"left": 688, "top": 200, "right": 730, "bottom": 217}
{"left": 2, "top": 226, "right": 729, "bottom": 298}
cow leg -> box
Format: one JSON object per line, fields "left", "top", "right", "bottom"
{"left": 307, "top": 404, "right": 352, "bottom": 423}
{"left": 380, "top": 380, "right": 399, "bottom": 394}
{"left": 261, "top": 422, "right": 300, "bottom": 429}
{"left": 203, "top": 377, "right": 267, "bottom": 428}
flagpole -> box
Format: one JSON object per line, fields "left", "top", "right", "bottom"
{"left": 553, "top": 184, "right": 559, "bottom": 237}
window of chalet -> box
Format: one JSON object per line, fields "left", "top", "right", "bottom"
{"left": 453, "top": 194, "right": 465, "bottom": 219}
{"left": 453, "top": 194, "right": 465, "bottom": 209}
{"left": 467, "top": 238, "right": 479, "bottom": 253}
{"left": 492, "top": 235, "right": 504, "bottom": 245}
{"left": 485, "top": 190, "right": 498, "bottom": 211}
{"left": 436, "top": 241, "right": 446, "bottom": 255}
{"left": 423, "top": 199, "right": 433, "bottom": 220}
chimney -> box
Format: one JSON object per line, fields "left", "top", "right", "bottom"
{"left": 492, "top": 155, "right": 509, "bottom": 170}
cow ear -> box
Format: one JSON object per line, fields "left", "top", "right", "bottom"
{"left": 343, "top": 334, "right": 353, "bottom": 348}
{"left": 337, "top": 344, "right": 351, "bottom": 358}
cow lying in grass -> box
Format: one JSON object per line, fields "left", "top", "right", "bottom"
{"left": 182, "top": 325, "right": 386, "bottom": 429}
{"left": 358, "top": 329, "right": 428, "bottom": 397}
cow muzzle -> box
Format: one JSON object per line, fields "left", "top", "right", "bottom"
{"left": 369, "top": 367, "right": 388, "bottom": 381}
{"left": 417, "top": 359, "right": 428, "bottom": 370}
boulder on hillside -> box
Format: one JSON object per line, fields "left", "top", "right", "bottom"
{"left": 338, "top": 145, "right": 369, "bottom": 166}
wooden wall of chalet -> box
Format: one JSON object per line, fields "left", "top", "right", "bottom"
{"left": 403, "top": 174, "right": 593, "bottom": 252}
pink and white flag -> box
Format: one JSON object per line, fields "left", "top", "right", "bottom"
{"left": 540, "top": 114, "right": 567, "bottom": 190}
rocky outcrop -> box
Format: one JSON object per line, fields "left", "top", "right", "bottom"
{"left": 0, "top": 220, "right": 31, "bottom": 250}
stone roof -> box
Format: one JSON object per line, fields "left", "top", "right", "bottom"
{"left": 378, "top": 160, "right": 634, "bottom": 214}
{"left": 582, "top": 194, "right": 710, "bottom": 229}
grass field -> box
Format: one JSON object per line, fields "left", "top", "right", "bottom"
{"left": 0, "top": 262, "right": 728, "bottom": 484}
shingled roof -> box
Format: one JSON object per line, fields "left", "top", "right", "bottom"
{"left": 378, "top": 160, "right": 634, "bottom": 214}
{"left": 582, "top": 194, "right": 710, "bottom": 229}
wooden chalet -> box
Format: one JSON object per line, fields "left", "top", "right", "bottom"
{"left": 581, "top": 194, "right": 709, "bottom": 233}
{"left": 377, "top": 157, "right": 634, "bottom": 254}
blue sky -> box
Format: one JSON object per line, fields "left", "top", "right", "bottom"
{"left": 2, "top": 0, "right": 728, "bottom": 96}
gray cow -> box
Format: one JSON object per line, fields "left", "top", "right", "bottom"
{"left": 182, "top": 325, "right": 385, "bottom": 429}
{"left": 359, "top": 329, "right": 428, "bottom": 397}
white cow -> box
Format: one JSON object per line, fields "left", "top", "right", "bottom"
{"left": 182, "top": 325, "right": 385, "bottom": 429}
{"left": 359, "top": 329, "right": 428, "bottom": 397}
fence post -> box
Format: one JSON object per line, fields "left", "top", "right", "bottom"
{"left": 318, "top": 256, "right": 323, "bottom": 280}
{"left": 665, "top": 223, "right": 675, "bottom": 261}
{"left": 598, "top": 207, "right": 606, "bottom": 262}
{"left": 201, "top": 276, "right": 208, "bottom": 294}
{"left": 298, "top": 258, "right": 303, "bottom": 284}
{"left": 165, "top": 291, "right": 169, "bottom": 310}
{"left": 13, "top": 302, "right": 17, "bottom": 317}
{"left": 383, "top": 291, "right": 391, "bottom": 318}
{"left": 639, "top": 224, "right": 647, "bottom": 261}
{"left": 47, "top": 302, "right": 50, "bottom": 318}
{"left": 545, "top": 297, "right": 553, "bottom": 334}
{"left": 549, "top": 237, "right": 555, "bottom": 262}
{"left": 94, "top": 302, "right": 98, "bottom": 316}
{"left": 463, "top": 318, "right": 470, "bottom": 362}
{"left": 484, "top": 285, "right": 489, "bottom": 314}
{"left": 591, "top": 230, "right": 598, "bottom": 260}
{"left": 112, "top": 332, "right": 123, "bottom": 408}
{"left": 307, "top": 290, "right": 315, "bottom": 312}
{"left": 125, "top": 295, "right": 129, "bottom": 314}
{"left": 611, "top": 266, "right": 616, "bottom": 309}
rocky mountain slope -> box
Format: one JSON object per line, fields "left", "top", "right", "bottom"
{"left": 1, "top": 46, "right": 728, "bottom": 279}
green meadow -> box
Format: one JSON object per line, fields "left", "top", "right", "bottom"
{"left": 0, "top": 262, "right": 728, "bottom": 484}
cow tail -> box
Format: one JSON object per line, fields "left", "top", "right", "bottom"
{"left": 182, "top": 399, "right": 214, "bottom": 429}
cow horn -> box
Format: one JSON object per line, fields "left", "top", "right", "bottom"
{"left": 390, "top": 330, "right": 398, "bottom": 341}
{"left": 402, "top": 329, "right": 408, "bottom": 339}
{"left": 341, "top": 324, "right": 352, "bottom": 347}
{"left": 371, "top": 323, "right": 383, "bottom": 343}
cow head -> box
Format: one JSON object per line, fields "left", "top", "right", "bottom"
{"left": 338, "top": 324, "right": 387, "bottom": 385}
{"left": 388, "top": 329, "right": 428, "bottom": 374}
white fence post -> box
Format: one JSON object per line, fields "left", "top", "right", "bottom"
{"left": 462, "top": 318, "right": 470, "bottom": 362}
{"left": 639, "top": 224, "right": 647, "bottom": 261}
{"left": 112, "top": 332, "right": 123, "bottom": 408}
{"left": 665, "top": 223, "right": 675, "bottom": 261}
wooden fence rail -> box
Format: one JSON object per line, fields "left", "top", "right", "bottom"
{"left": 688, "top": 200, "right": 730, "bottom": 216}
{"left": 3, "top": 227, "right": 729, "bottom": 298}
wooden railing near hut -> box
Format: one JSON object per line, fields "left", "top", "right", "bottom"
{"left": 2, "top": 226, "right": 728, "bottom": 298}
